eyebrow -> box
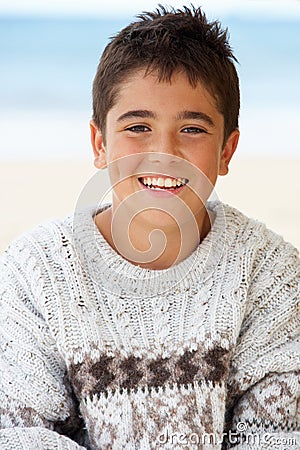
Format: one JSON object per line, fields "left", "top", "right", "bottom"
{"left": 176, "top": 110, "right": 215, "bottom": 127}
{"left": 116, "top": 109, "right": 215, "bottom": 127}
{"left": 117, "top": 110, "right": 157, "bottom": 122}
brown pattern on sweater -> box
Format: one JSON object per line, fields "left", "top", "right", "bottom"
{"left": 68, "top": 344, "right": 231, "bottom": 401}
{"left": 0, "top": 405, "right": 50, "bottom": 429}
{"left": 223, "top": 371, "right": 300, "bottom": 448}
{"left": 233, "top": 373, "right": 298, "bottom": 426}
{"left": 81, "top": 383, "right": 226, "bottom": 450}
{"left": 200, "top": 395, "right": 214, "bottom": 435}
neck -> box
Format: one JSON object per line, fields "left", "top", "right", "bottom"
{"left": 94, "top": 205, "right": 211, "bottom": 270}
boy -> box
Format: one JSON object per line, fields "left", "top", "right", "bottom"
{"left": 0, "top": 5, "right": 299, "bottom": 450}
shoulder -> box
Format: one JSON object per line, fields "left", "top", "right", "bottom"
{"left": 0, "top": 206, "right": 98, "bottom": 294}
{"left": 209, "top": 202, "right": 299, "bottom": 299}
{"left": 219, "top": 204, "right": 299, "bottom": 332}
{"left": 1, "top": 205, "right": 98, "bottom": 260}
{"left": 1, "top": 214, "right": 72, "bottom": 268}
{"left": 217, "top": 201, "right": 299, "bottom": 261}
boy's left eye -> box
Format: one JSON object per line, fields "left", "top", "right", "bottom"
{"left": 181, "top": 127, "right": 206, "bottom": 134}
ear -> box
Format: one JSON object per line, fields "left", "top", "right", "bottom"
{"left": 90, "top": 120, "right": 107, "bottom": 169}
{"left": 219, "top": 129, "right": 240, "bottom": 176}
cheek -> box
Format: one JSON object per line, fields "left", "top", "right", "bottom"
{"left": 108, "top": 151, "right": 145, "bottom": 186}
{"left": 106, "top": 133, "right": 144, "bottom": 161}
{"left": 191, "top": 151, "right": 219, "bottom": 172}
{"left": 188, "top": 152, "right": 221, "bottom": 191}
{"left": 204, "top": 165, "right": 220, "bottom": 186}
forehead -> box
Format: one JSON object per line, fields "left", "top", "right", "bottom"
{"left": 109, "top": 69, "right": 221, "bottom": 117}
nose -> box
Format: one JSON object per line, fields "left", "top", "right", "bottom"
{"left": 147, "top": 132, "right": 181, "bottom": 164}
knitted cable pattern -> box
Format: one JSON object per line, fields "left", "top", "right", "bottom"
{"left": 0, "top": 201, "right": 299, "bottom": 450}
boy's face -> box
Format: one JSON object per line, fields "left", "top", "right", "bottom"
{"left": 91, "top": 69, "right": 239, "bottom": 227}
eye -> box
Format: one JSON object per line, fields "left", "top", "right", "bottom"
{"left": 125, "top": 125, "right": 151, "bottom": 133}
{"left": 181, "top": 127, "right": 207, "bottom": 134}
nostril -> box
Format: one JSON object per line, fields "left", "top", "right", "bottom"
{"left": 147, "top": 153, "right": 161, "bottom": 163}
{"left": 146, "top": 151, "right": 182, "bottom": 165}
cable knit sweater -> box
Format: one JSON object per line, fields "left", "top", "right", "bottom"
{"left": 0, "top": 201, "right": 299, "bottom": 450}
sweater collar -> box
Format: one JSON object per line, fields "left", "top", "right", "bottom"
{"left": 71, "top": 201, "right": 227, "bottom": 298}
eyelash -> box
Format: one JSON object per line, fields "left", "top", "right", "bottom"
{"left": 125, "top": 126, "right": 207, "bottom": 134}
{"left": 125, "top": 125, "right": 150, "bottom": 133}
{"left": 181, "top": 127, "right": 206, "bottom": 134}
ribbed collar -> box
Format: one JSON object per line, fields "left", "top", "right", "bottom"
{"left": 70, "top": 201, "right": 229, "bottom": 298}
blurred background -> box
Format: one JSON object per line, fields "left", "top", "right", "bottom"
{"left": 0, "top": 0, "right": 299, "bottom": 252}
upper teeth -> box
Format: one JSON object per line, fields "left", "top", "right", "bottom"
{"left": 140, "top": 177, "right": 187, "bottom": 188}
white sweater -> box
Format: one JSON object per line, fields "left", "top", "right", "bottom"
{"left": 0, "top": 201, "right": 299, "bottom": 450}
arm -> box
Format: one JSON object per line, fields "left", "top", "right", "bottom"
{"left": 0, "top": 244, "right": 87, "bottom": 449}
{"left": 0, "top": 428, "right": 86, "bottom": 450}
{"left": 224, "top": 237, "right": 299, "bottom": 450}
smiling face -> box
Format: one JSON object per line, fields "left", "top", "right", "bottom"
{"left": 91, "top": 69, "right": 239, "bottom": 231}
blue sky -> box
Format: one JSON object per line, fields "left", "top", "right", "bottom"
{"left": 1, "top": 0, "right": 300, "bottom": 19}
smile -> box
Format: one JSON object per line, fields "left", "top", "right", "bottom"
{"left": 138, "top": 176, "right": 189, "bottom": 190}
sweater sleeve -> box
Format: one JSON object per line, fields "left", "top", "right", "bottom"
{"left": 224, "top": 235, "right": 300, "bottom": 450}
{"left": 0, "top": 240, "right": 87, "bottom": 450}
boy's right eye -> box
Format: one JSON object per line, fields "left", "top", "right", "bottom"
{"left": 125, "top": 125, "right": 150, "bottom": 133}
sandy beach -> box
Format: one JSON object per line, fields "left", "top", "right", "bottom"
{"left": 0, "top": 156, "right": 299, "bottom": 254}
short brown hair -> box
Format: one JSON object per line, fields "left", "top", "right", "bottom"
{"left": 92, "top": 5, "right": 240, "bottom": 145}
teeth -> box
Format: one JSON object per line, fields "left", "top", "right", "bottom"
{"left": 140, "top": 177, "right": 187, "bottom": 189}
{"left": 165, "top": 178, "right": 173, "bottom": 188}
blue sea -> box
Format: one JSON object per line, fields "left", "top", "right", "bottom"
{"left": 1, "top": 16, "right": 300, "bottom": 160}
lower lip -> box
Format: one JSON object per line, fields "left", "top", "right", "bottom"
{"left": 138, "top": 179, "right": 186, "bottom": 197}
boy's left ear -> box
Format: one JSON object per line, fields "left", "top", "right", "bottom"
{"left": 219, "top": 129, "right": 240, "bottom": 176}
{"left": 90, "top": 120, "right": 107, "bottom": 169}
